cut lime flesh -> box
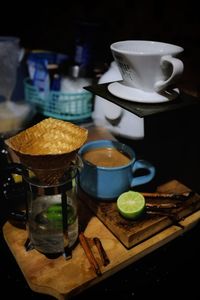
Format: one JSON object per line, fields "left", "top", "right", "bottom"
{"left": 117, "top": 191, "right": 145, "bottom": 220}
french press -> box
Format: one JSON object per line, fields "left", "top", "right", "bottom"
{"left": 8, "top": 157, "right": 81, "bottom": 258}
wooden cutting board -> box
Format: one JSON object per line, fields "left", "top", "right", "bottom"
{"left": 78, "top": 180, "right": 200, "bottom": 248}
{"left": 3, "top": 180, "right": 200, "bottom": 300}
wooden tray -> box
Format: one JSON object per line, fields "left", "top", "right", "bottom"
{"left": 3, "top": 180, "right": 200, "bottom": 300}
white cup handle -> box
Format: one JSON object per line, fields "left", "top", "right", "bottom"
{"left": 154, "top": 55, "right": 184, "bottom": 92}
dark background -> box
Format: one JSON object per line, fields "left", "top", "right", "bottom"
{"left": 1, "top": 0, "right": 200, "bottom": 91}
{"left": 1, "top": 1, "right": 200, "bottom": 68}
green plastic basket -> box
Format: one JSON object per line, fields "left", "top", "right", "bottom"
{"left": 24, "top": 78, "right": 93, "bottom": 121}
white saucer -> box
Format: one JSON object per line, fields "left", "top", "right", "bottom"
{"left": 108, "top": 81, "right": 180, "bottom": 103}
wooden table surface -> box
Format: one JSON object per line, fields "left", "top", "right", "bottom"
{"left": 3, "top": 180, "right": 200, "bottom": 300}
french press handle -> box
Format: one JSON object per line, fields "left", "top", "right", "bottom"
{"left": 6, "top": 162, "right": 27, "bottom": 226}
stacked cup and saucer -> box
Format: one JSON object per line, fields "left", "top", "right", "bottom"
{"left": 108, "top": 40, "right": 184, "bottom": 104}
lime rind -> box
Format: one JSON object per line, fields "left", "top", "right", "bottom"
{"left": 117, "top": 191, "right": 145, "bottom": 220}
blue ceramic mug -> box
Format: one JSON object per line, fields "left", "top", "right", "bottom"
{"left": 78, "top": 140, "right": 155, "bottom": 200}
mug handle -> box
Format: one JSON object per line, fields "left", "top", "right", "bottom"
{"left": 154, "top": 55, "right": 184, "bottom": 92}
{"left": 130, "top": 159, "right": 156, "bottom": 187}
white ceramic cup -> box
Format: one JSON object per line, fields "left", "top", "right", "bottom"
{"left": 110, "top": 40, "right": 184, "bottom": 93}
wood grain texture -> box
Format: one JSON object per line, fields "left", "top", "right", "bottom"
{"left": 78, "top": 180, "right": 200, "bottom": 248}
{"left": 3, "top": 180, "right": 200, "bottom": 300}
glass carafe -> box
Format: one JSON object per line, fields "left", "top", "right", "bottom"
{"left": 8, "top": 160, "right": 80, "bottom": 257}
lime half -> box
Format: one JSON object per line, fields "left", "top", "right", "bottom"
{"left": 46, "top": 204, "right": 76, "bottom": 225}
{"left": 117, "top": 191, "right": 145, "bottom": 220}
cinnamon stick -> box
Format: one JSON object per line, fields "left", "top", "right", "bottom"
{"left": 79, "top": 232, "right": 101, "bottom": 276}
{"left": 146, "top": 202, "right": 179, "bottom": 209}
{"left": 141, "top": 191, "right": 193, "bottom": 200}
{"left": 93, "top": 237, "right": 110, "bottom": 266}
{"left": 146, "top": 210, "right": 185, "bottom": 228}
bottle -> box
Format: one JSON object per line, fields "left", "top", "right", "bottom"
{"left": 92, "top": 61, "right": 145, "bottom": 139}
{"left": 92, "top": 61, "right": 123, "bottom": 122}
{"left": 47, "top": 64, "right": 61, "bottom": 91}
{"left": 73, "top": 19, "right": 107, "bottom": 77}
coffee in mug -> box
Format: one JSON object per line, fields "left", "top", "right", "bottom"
{"left": 78, "top": 139, "right": 156, "bottom": 200}
{"left": 82, "top": 146, "right": 131, "bottom": 168}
